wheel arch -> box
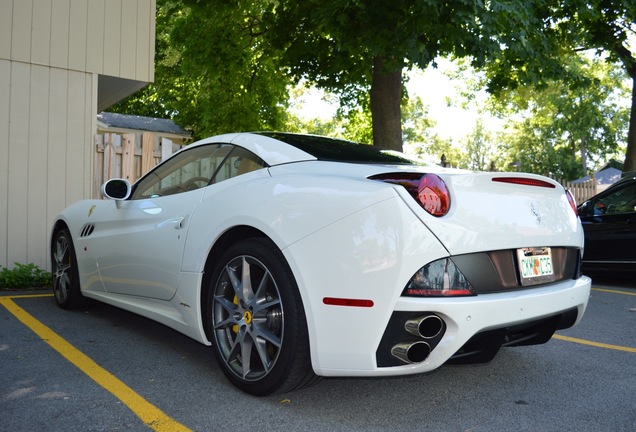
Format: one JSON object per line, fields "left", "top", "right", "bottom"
{"left": 50, "top": 220, "right": 70, "bottom": 261}
{"left": 200, "top": 225, "right": 317, "bottom": 394}
{"left": 200, "top": 225, "right": 274, "bottom": 341}
{"left": 51, "top": 219, "right": 70, "bottom": 237}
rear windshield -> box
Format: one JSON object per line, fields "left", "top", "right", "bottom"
{"left": 256, "top": 132, "right": 425, "bottom": 165}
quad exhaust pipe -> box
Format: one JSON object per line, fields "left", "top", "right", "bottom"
{"left": 405, "top": 314, "right": 444, "bottom": 339}
{"left": 391, "top": 314, "right": 445, "bottom": 364}
{"left": 391, "top": 341, "right": 432, "bottom": 364}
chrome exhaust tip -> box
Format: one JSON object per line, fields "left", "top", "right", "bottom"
{"left": 405, "top": 314, "right": 444, "bottom": 339}
{"left": 391, "top": 341, "right": 431, "bottom": 364}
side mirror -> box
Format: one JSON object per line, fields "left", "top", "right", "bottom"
{"left": 577, "top": 201, "right": 593, "bottom": 218}
{"left": 101, "top": 178, "right": 132, "bottom": 200}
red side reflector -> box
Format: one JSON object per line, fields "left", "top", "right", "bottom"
{"left": 492, "top": 177, "right": 556, "bottom": 188}
{"left": 323, "top": 297, "right": 374, "bottom": 308}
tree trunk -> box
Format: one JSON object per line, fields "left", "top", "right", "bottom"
{"left": 579, "top": 137, "right": 587, "bottom": 176}
{"left": 624, "top": 75, "right": 636, "bottom": 173}
{"left": 370, "top": 56, "right": 403, "bottom": 151}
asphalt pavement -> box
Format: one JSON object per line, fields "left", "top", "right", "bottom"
{"left": 1, "top": 276, "right": 634, "bottom": 431}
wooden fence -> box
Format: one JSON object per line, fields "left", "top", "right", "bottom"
{"left": 552, "top": 177, "right": 597, "bottom": 205}
{"left": 94, "top": 132, "right": 182, "bottom": 198}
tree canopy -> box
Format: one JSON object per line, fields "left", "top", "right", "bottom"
{"left": 262, "top": 0, "right": 568, "bottom": 150}
{"left": 111, "top": 0, "right": 635, "bottom": 175}
{"left": 112, "top": 0, "right": 291, "bottom": 139}
{"left": 488, "top": 58, "right": 630, "bottom": 179}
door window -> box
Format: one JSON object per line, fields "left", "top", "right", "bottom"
{"left": 130, "top": 144, "right": 266, "bottom": 199}
{"left": 594, "top": 184, "right": 636, "bottom": 215}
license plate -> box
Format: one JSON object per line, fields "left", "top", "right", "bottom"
{"left": 516, "top": 247, "right": 556, "bottom": 286}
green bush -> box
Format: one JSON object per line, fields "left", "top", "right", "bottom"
{"left": 0, "top": 263, "right": 52, "bottom": 289}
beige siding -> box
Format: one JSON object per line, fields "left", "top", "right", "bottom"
{"left": 103, "top": 0, "right": 122, "bottom": 77}
{"left": 27, "top": 66, "right": 51, "bottom": 265}
{"left": 0, "top": 0, "right": 154, "bottom": 270}
{"left": 0, "top": 0, "right": 155, "bottom": 82}
{"left": 66, "top": 73, "right": 94, "bottom": 203}
{"left": 50, "top": 0, "right": 71, "bottom": 69}
{"left": 0, "top": 60, "right": 10, "bottom": 267}
{"left": 7, "top": 62, "right": 30, "bottom": 265}
{"left": 0, "top": 60, "right": 96, "bottom": 269}
{"left": 31, "top": 0, "right": 53, "bottom": 65}
{"left": 9, "top": 1, "right": 31, "bottom": 63}
{"left": 68, "top": 0, "right": 89, "bottom": 72}
{"left": 120, "top": 0, "right": 138, "bottom": 79}
{"left": 86, "top": 0, "right": 106, "bottom": 73}
{"left": 0, "top": 0, "right": 12, "bottom": 59}
{"left": 137, "top": 0, "right": 155, "bottom": 81}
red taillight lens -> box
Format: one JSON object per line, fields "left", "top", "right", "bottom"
{"left": 565, "top": 190, "right": 578, "bottom": 216}
{"left": 492, "top": 177, "right": 556, "bottom": 188}
{"left": 417, "top": 174, "right": 450, "bottom": 216}
{"left": 403, "top": 258, "right": 476, "bottom": 297}
{"left": 369, "top": 173, "right": 451, "bottom": 217}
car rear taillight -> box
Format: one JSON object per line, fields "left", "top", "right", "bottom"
{"left": 370, "top": 173, "right": 451, "bottom": 217}
{"left": 417, "top": 174, "right": 450, "bottom": 216}
{"left": 403, "top": 258, "right": 475, "bottom": 297}
{"left": 565, "top": 190, "right": 578, "bottom": 216}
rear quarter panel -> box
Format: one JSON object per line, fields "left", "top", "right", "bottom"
{"left": 180, "top": 167, "right": 400, "bottom": 272}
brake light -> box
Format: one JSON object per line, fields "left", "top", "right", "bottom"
{"left": 417, "top": 174, "right": 450, "bottom": 216}
{"left": 369, "top": 173, "right": 451, "bottom": 217}
{"left": 565, "top": 190, "right": 578, "bottom": 216}
{"left": 492, "top": 177, "right": 556, "bottom": 188}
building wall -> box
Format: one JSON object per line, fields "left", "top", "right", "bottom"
{"left": 0, "top": 60, "right": 96, "bottom": 269}
{"left": 0, "top": 0, "right": 155, "bottom": 270}
{"left": 0, "top": 0, "right": 155, "bottom": 81}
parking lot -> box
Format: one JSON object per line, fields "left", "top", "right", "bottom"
{"left": 1, "top": 277, "right": 634, "bottom": 432}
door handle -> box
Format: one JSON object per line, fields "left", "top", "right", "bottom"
{"left": 173, "top": 216, "right": 187, "bottom": 230}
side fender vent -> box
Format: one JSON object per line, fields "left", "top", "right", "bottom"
{"left": 80, "top": 224, "right": 95, "bottom": 238}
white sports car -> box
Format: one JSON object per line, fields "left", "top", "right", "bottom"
{"left": 51, "top": 132, "right": 591, "bottom": 395}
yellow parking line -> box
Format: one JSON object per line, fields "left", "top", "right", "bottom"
{"left": 2, "top": 292, "right": 54, "bottom": 299}
{"left": 553, "top": 334, "right": 636, "bottom": 353}
{"left": 0, "top": 296, "right": 191, "bottom": 432}
{"left": 554, "top": 287, "right": 635, "bottom": 353}
{"left": 592, "top": 287, "right": 636, "bottom": 296}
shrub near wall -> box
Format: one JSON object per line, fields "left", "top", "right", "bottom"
{"left": 0, "top": 263, "right": 52, "bottom": 290}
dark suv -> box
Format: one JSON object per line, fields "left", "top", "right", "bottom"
{"left": 578, "top": 173, "right": 636, "bottom": 275}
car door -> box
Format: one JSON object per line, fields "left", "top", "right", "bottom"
{"left": 580, "top": 181, "right": 636, "bottom": 265}
{"left": 95, "top": 143, "right": 236, "bottom": 300}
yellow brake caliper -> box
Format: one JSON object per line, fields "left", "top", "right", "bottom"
{"left": 233, "top": 295, "right": 239, "bottom": 333}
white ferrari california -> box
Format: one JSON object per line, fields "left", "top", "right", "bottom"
{"left": 51, "top": 132, "right": 591, "bottom": 395}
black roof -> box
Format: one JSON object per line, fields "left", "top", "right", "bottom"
{"left": 256, "top": 132, "right": 425, "bottom": 165}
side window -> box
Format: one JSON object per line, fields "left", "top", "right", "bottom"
{"left": 130, "top": 144, "right": 266, "bottom": 200}
{"left": 212, "top": 146, "right": 266, "bottom": 183}
{"left": 594, "top": 184, "right": 636, "bottom": 215}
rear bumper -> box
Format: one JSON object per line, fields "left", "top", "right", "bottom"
{"left": 315, "top": 275, "right": 591, "bottom": 377}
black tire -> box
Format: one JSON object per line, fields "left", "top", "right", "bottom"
{"left": 51, "top": 228, "right": 93, "bottom": 310}
{"left": 207, "top": 238, "right": 316, "bottom": 395}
